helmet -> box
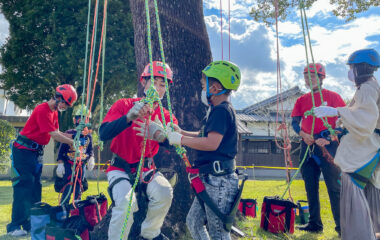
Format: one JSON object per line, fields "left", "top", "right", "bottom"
{"left": 304, "top": 63, "right": 326, "bottom": 77}
{"left": 202, "top": 61, "right": 241, "bottom": 91}
{"left": 73, "top": 104, "right": 91, "bottom": 118}
{"left": 347, "top": 49, "right": 380, "bottom": 67}
{"left": 140, "top": 61, "right": 173, "bottom": 83}
{"left": 56, "top": 84, "right": 77, "bottom": 107}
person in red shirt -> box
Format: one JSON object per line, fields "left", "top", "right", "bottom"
{"left": 99, "top": 61, "right": 177, "bottom": 240}
{"left": 7, "top": 84, "right": 77, "bottom": 237}
{"left": 291, "top": 63, "right": 345, "bottom": 235}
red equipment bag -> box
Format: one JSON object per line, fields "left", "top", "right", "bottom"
{"left": 260, "top": 196, "right": 297, "bottom": 234}
{"left": 238, "top": 199, "right": 257, "bottom": 218}
{"left": 69, "top": 194, "right": 108, "bottom": 240}
{"left": 45, "top": 223, "right": 81, "bottom": 240}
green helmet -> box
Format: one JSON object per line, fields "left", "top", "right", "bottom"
{"left": 202, "top": 61, "right": 241, "bottom": 91}
{"left": 73, "top": 104, "right": 91, "bottom": 118}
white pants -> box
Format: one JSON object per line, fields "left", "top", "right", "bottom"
{"left": 107, "top": 170, "right": 173, "bottom": 240}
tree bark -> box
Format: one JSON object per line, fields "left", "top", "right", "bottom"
{"left": 129, "top": 0, "right": 212, "bottom": 238}
{"left": 92, "top": 1, "right": 211, "bottom": 239}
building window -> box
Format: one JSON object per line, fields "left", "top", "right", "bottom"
{"left": 245, "top": 141, "right": 270, "bottom": 154}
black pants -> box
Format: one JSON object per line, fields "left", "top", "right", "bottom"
{"left": 7, "top": 146, "right": 42, "bottom": 232}
{"left": 60, "top": 161, "right": 86, "bottom": 205}
{"left": 299, "top": 140, "right": 341, "bottom": 230}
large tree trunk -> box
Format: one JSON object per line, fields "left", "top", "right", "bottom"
{"left": 92, "top": 1, "right": 211, "bottom": 239}
{"left": 129, "top": 0, "right": 212, "bottom": 238}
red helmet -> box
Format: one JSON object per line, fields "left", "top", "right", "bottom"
{"left": 56, "top": 84, "right": 77, "bottom": 107}
{"left": 304, "top": 63, "right": 326, "bottom": 77}
{"left": 140, "top": 61, "right": 173, "bottom": 83}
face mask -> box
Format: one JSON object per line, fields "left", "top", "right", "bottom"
{"left": 348, "top": 68, "right": 355, "bottom": 82}
{"left": 201, "top": 90, "right": 209, "bottom": 106}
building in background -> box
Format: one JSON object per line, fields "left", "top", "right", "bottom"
{"left": 236, "top": 86, "right": 303, "bottom": 168}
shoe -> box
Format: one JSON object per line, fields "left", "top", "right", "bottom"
{"left": 8, "top": 229, "right": 28, "bottom": 237}
{"left": 296, "top": 223, "right": 323, "bottom": 233}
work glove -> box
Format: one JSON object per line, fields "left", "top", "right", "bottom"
{"left": 56, "top": 163, "right": 65, "bottom": 178}
{"left": 314, "top": 106, "right": 338, "bottom": 118}
{"left": 87, "top": 156, "right": 95, "bottom": 171}
{"left": 166, "top": 122, "right": 181, "bottom": 133}
{"left": 135, "top": 116, "right": 166, "bottom": 142}
{"left": 166, "top": 128, "right": 183, "bottom": 146}
{"left": 126, "top": 102, "right": 145, "bottom": 122}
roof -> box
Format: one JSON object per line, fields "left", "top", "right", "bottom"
{"left": 241, "top": 86, "right": 303, "bottom": 114}
{"left": 237, "top": 112, "right": 290, "bottom": 123}
{"left": 237, "top": 119, "right": 252, "bottom": 134}
{"left": 241, "top": 135, "right": 276, "bottom": 140}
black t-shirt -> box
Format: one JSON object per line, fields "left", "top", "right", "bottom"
{"left": 195, "top": 101, "right": 238, "bottom": 166}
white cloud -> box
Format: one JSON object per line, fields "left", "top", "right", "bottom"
{"left": 204, "top": 4, "right": 380, "bottom": 110}
{"left": 203, "top": 0, "right": 256, "bottom": 18}
{"left": 0, "top": 14, "right": 9, "bottom": 46}
{"left": 304, "top": 0, "right": 336, "bottom": 18}
{"left": 277, "top": 21, "right": 302, "bottom": 36}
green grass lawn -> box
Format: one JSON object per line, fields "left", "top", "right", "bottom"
{"left": 0, "top": 180, "right": 340, "bottom": 240}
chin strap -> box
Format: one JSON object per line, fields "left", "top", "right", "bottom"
{"left": 205, "top": 76, "right": 227, "bottom": 105}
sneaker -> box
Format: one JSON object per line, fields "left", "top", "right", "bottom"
{"left": 296, "top": 223, "right": 323, "bottom": 233}
{"left": 8, "top": 229, "right": 28, "bottom": 237}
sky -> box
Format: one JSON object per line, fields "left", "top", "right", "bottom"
{"left": 0, "top": 2, "right": 379, "bottom": 111}
{"left": 203, "top": 0, "right": 380, "bottom": 110}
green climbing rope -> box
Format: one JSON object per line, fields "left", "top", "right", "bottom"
{"left": 60, "top": 0, "right": 99, "bottom": 205}
{"left": 119, "top": 0, "right": 157, "bottom": 237}
{"left": 281, "top": 1, "right": 336, "bottom": 198}
{"left": 97, "top": 0, "right": 107, "bottom": 195}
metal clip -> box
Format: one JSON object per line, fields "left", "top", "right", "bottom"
{"left": 213, "top": 161, "right": 224, "bottom": 174}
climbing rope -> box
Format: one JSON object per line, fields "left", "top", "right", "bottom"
{"left": 152, "top": 0, "right": 191, "bottom": 166}
{"left": 96, "top": 0, "right": 107, "bottom": 194}
{"left": 220, "top": 0, "right": 223, "bottom": 60}
{"left": 120, "top": 0, "right": 194, "bottom": 237}
{"left": 280, "top": 1, "right": 337, "bottom": 198}
{"left": 228, "top": 0, "right": 231, "bottom": 61}
{"left": 61, "top": 0, "right": 108, "bottom": 205}
{"left": 119, "top": 0, "right": 156, "bottom": 236}
{"left": 273, "top": 0, "right": 293, "bottom": 201}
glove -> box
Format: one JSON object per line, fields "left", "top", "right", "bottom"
{"left": 166, "top": 129, "right": 183, "bottom": 146}
{"left": 135, "top": 117, "right": 166, "bottom": 142}
{"left": 87, "top": 156, "right": 95, "bottom": 171}
{"left": 56, "top": 163, "right": 65, "bottom": 178}
{"left": 166, "top": 122, "right": 181, "bottom": 133}
{"left": 314, "top": 106, "right": 338, "bottom": 118}
{"left": 126, "top": 102, "right": 145, "bottom": 122}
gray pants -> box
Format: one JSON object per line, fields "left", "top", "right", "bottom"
{"left": 365, "top": 181, "right": 380, "bottom": 233}
{"left": 341, "top": 172, "right": 376, "bottom": 240}
{"left": 186, "top": 173, "right": 239, "bottom": 240}
{"left": 107, "top": 170, "right": 173, "bottom": 240}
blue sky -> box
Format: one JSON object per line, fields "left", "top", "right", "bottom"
{"left": 0, "top": 2, "right": 379, "bottom": 111}
{"left": 203, "top": 0, "right": 380, "bottom": 110}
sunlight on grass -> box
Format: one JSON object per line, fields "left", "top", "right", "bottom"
{"left": 0, "top": 180, "right": 340, "bottom": 240}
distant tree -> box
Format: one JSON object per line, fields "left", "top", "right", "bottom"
{"left": 0, "top": 119, "right": 15, "bottom": 174}
{"left": 250, "top": 0, "right": 380, "bottom": 26}
{"left": 0, "top": 0, "right": 137, "bottom": 130}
